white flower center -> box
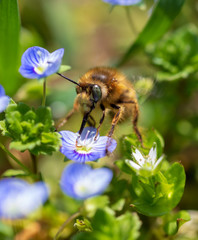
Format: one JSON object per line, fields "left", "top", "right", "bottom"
{"left": 75, "top": 180, "right": 93, "bottom": 197}
{"left": 75, "top": 130, "right": 96, "bottom": 154}
{"left": 34, "top": 62, "right": 49, "bottom": 75}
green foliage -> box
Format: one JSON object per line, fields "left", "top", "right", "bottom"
{"left": 130, "top": 163, "right": 186, "bottom": 216}
{"left": 72, "top": 209, "right": 141, "bottom": 240}
{"left": 0, "top": 0, "right": 20, "bottom": 95}
{"left": 58, "top": 65, "right": 71, "bottom": 73}
{"left": 0, "top": 101, "right": 61, "bottom": 155}
{"left": 146, "top": 24, "right": 198, "bottom": 81}
{"left": 163, "top": 210, "right": 191, "bottom": 236}
{"left": 117, "top": 0, "right": 186, "bottom": 66}
{"left": 74, "top": 218, "right": 93, "bottom": 232}
{"left": 2, "top": 169, "right": 29, "bottom": 178}
{"left": 0, "top": 221, "right": 13, "bottom": 239}
{"left": 83, "top": 196, "right": 110, "bottom": 218}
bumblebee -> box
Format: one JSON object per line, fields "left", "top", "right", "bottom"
{"left": 57, "top": 67, "right": 142, "bottom": 146}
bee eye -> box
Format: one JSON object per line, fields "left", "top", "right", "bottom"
{"left": 92, "top": 85, "right": 102, "bottom": 102}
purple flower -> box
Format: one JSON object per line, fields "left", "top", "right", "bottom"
{"left": 0, "top": 85, "right": 10, "bottom": 113}
{"left": 102, "top": 0, "right": 142, "bottom": 6}
{"left": 60, "top": 163, "right": 113, "bottom": 200}
{"left": 19, "top": 46, "right": 64, "bottom": 79}
{"left": 0, "top": 178, "right": 49, "bottom": 219}
{"left": 59, "top": 127, "right": 117, "bottom": 162}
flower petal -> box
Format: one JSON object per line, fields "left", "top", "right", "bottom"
{"left": 154, "top": 155, "right": 164, "bottom": 169}
{"left": 92, "top": 136, "right": 117, "bottom": 158}
{"left": 0, "top": 96, "right": 10, "bottom": 113}
{"left": 0, "top": 85, "right": 5, "bottom": 97}
{"left": 0, "top": 179, "right": 49, "bottom": 219}
{"left": 102, "top": 0, "right": 142, "bottom": 6}
{"left": 125, "top": 159, "right": 141, "bottom": 171}
{"left": 48, "top": 48, "right": 64, "bottom": 63}
{"left": 43, "top": 48, "right": 64, "bottom": 78}
{"left": 132, "top": 148, "right": 145, "bottom": 166}
{"left": 21, "top": 46, "right": 49, "bottom": 67}
{"left": 148, "top": 143, "right": 157, "bottom": 165}
{"left": 60, "top": 163, "right": 113, "bottom": 200}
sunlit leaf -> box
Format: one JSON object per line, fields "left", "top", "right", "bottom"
{"left": 163, "top": 210, "right": 191, "bottom": 236}
{"left": 131, "top": 163, "right": 186, "bottom": 216}
{"left": 0, "top": 0, "right": 20, "bottom": 95}
{"left": 72, "top": 209, "right": 141, "bottom": 240}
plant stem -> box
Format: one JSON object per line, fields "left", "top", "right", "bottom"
{"left": 42, "top": 78, "right": 47, "bottom": 106}
{"left": 0, "top": 142, "right": 32, "bottom": 174}
{"left": 31, "top": 153, "right": 37, "bottom": 174}
{"left": 54, "top": 212, "right": 80, "bottom": 240}
{"left": 125, "top": 7, "right": 137, "bottom": 36}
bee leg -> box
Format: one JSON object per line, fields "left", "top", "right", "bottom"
{"left": 94, "top": 104, "right": 106, "bottom": 141}
{"left": 132, "top": 102, "right": 143, "bottom": 145}
{"left": 106, "top": 104, "right": 122, "bottom": 155}
{"left": 87, "top": 115, "right": 96, "bottom": 127}
{"left": 118, "top": 100, "right": 143, "bottom": 145}
{"left": 55, "top": 108, "right": 76, "bottom": 131}
{"left": 56, "top": 99, "right": 79, "bottom": 131}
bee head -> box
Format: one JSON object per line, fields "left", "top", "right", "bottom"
{"left": 76, "top": 84, "right": 102, "bottom": 103}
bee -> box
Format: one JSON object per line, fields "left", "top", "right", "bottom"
{"left": 57, "top": 67, "right": 142, "bottom": 149}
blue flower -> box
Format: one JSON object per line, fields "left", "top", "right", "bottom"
{"left": 0, "top": 85, "right": 10, "bottom": 113}
{"left": 60, "top": 163, "right": 113, "bottom": 200}
{"left": 0, "top": 178, "right": 49, "bottom": 219}
{"left": 102, "top": 0, "right": 142, "bottom": 6}
{"left": 59, "top": 127, "right": 117, "bottom": 162}
{"left": 19, "top": 46, "right": 64, "bottom": 79}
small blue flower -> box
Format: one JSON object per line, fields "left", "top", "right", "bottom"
{"left": 19, "top": 46, "right": 64, "bottom": 79}
{"left": 59, "top": 127, "right": 117, "bottom": 162}
{"left": 0, "top": 178, "right": 49, "bottom": 219}
{"left": 102, "top": 0, "right": 142, "bottom": 6}
{"left": 0, "top": 85, "right": 10, "bottom": 113}
{"left": 60, "top": 163, "right": 113, "bottom": 200}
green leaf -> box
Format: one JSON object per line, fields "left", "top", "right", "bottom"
{"left": 117, "top": 0, "right": 185, "bottom": 66}
{"left": 83, "top": 196, "right": 110, "bottom": 218}
{"left": 115, "top": 160, "right": 133, "bottom": 175}
{"left": 146, "top": 24, "right": 198, "bottom": 81}
{"left": 131, "top": 163, "right": 186, "bottom": 216}
{"left": 1, "top": 102, "right": 61, "bottom": 155}
{"left": 72, "top": 209, "right": 141, "bottom": 240}
{"left": 163, "top": 210, "right": 191, "bottom": 235}
{"left": 0, "top": 0, "right": 20, "bottom": 95}
{"left": 2, "top": 169, "right": 29, "bottom": 177}
{"left": 120, "top": 128, "right": 164, "bottom": 159}
{"left": 0, "top": 221, "right": 13, "bottom": 237}
{"left": 111, "top": 198, "right": 125, "bottom": 211}
{"left": 58, "top": 65, "right": 71, "bottom": 73}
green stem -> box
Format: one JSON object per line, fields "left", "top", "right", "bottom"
{"left": 125, "top": 7, "right": 137, "bottom": 36}
{"left": 42, "top": 78, "right": 47, "bottom": 106}
{"left": 31, "top": 153, "right": 37, "bottom": 174}
{"left": 54, "top": 211, "right": 80, "bottom": 240}
{"left": 0, "top": 142, "right": 32, "bottom": 174}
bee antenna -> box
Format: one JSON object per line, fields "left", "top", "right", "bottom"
{"left": 57, "top": 73, "right": 80, "bottom": 86}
